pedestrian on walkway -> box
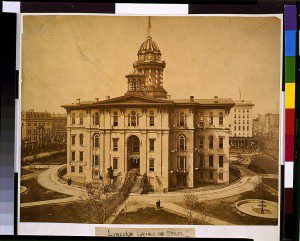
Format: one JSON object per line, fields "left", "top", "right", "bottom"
{"left": 156, "top": 199, "right": 161, "bottom": 209}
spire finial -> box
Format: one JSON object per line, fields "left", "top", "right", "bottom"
{"left": 147, "top": 16, "right": 151, "bottom": 37}
{"left": 238, "top": 80, "right": 242, "bottom": 100}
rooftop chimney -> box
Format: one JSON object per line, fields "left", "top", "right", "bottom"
{"left": 95, "top": 97, "right": 99, "bottom": 102}
{"left": 76, "top": 98, "right": 80, "bottom": 105}
{"left": 106, "top": 95, "right": 110, "bottom": 100}
{"left": 190, "top": 96, "right": 194, "bottom": 102}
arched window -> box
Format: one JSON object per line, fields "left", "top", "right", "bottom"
{"left": 219, "top": 112, "right": 223, "bottom": 126}
{"left": 209, "top": 112, "right": 214, "bottom": 125}
{"left": 149, "top": 111, "right": 154, "bottom": 126}
{"left": 93, "top": 134, "right": 100, "bottom": 148}
{"left": 179, "top": 112, "right": 186, "bottom": 126}
{"left": 94, "top": 112, "right": 100, "bottom": 126}
{"left": 113, "top": 112, "right": 118, "bottom": 127}
{"left": 71, "top": 113, "right": 75, "bottom": 125}
{"left": 209, "top": 135, "right": 214, "bottom": 149}
{"left": 128, "top": 111, "right": 139, "bottom": 127}
{"left": 178, "top": 135, "right": 187, "bottom": 151}
{"left": 79, "top": 134, "right": 84, "bottom": 146}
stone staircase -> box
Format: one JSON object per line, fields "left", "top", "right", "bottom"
{"left": 130, "top": 175, "right": 142, "bottom": 195}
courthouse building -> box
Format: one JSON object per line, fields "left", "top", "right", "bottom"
{"left": 62, "top": 36, "right": 235, "bottom": 191}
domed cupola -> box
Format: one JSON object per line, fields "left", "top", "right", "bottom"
{"left": 125, "top": 17, "right": 168, "bottom": 99}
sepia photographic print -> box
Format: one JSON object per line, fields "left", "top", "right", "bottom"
{"left": 19, "top": 15, "right": 282, "bottom": 229}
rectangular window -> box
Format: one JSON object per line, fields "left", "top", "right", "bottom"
{"left": 79, "top": 166, "right": 83, "bottom": 173}
{"left": 219, "top": 116, "right": 223, "bottom": 126}
{"left": 178, "top": 157, "right": 186, "bottom": 170}
{"left": 71, "top": 166, "right": 75, "bottom": 173}
{"left": 199, "top": 116, "right": 204, "bottom": 127}
{"left": 79, "top": 151, "right": 83, "bottom": 162}
{"left": 93, "top": 155, "right": 100, "bottom": 167}
{"left": 199, "top": 155, "right": 204, "bottom": 167}
{"left": 113, "top": 158, "right": 118, "bottom": 169}
{"left": 179, "top": 113, "right": 186, "bottom": 126}
{"left": 219, "top": 155, "right": 224, "bottom": 168}
{"left": 219, "top": 137, "right": 223, "bottom": 149}
{"left": 219, "top": 172, "right": 223, "bottom": 180}
{"left": 71, "top": 151, "right": 75, "bottom": 162}
{"left": 209, "top": 113, "right": 214, "bottom": 125}
{"left": 149, "top": 158, "right": 155, "bottom": 172}
{"left": 209, "top": 136, "right": 213, "bottom": 149}
{"left": 209, "top": 171, "right": 214, "bottom": 180}
{"left": 113, "top": 138, "right": 118, "bottom": 151}
{"left": 199, "top": 136, "right": 204, "bottom": 148}
{"left": 71, "top": 115, "right": 75, "bottom": 125}
{"left": 247, "top": 126, "right": 249, "bottom": 131}
{"left": 113, "top": 114, "right": 118, "bottom": 126}
{"left": 80, "top": 117, "right": 83, "bottom": 125}
{"left": 71, "top": 135, "right": 75, "bottom": 146}
{"left": 209, "top": 155, "right": 214, "bottom": 167}
{"left": 149, "top": 139, "right": 155, "bottom": 151}
{"left": 149, "top": 115, "right": 155, "bottom": 126}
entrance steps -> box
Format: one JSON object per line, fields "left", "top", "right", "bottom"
{"left": 130, "top": 175, "right": 142, "bottom": 195}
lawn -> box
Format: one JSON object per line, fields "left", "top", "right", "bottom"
{"left": 21, "top": 168, "right": 33, "bottom": 176}
{"left": 21, "top": 201, "right": 83, "bottom": 223}
{"left": 248, "top": 154, "right": 278, "bottom": 175}
{"left": 177, "top": 188, "right": 278, "bottom": 226}
{"left": 113, "top": 207, "right": 203, "bottom": 225}
{"left": 30, "top": 152, "right": 67, "bottom": 165}
{"left": 263, "top": 178, "right": 278, "bottom": 191}
{"left": 21, "top": 178, "right": 70, "bottom": 203}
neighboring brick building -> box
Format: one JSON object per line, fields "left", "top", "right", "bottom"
{"left": 229, "top": 100, "right": 254, "bottom": 148}
{"left": 21, "top": 110, "right": 67, "bottom": 149}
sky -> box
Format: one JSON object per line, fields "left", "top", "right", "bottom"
{"left": 22, "top": 15, "right": 282, "bottom": 116}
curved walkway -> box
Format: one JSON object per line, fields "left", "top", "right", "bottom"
{"left": 37, "top": 165, "right": 85, "bottom": 197}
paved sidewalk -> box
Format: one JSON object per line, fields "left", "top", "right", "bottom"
{"left": 20, "top": 196, "right": 79, "bottom": 208}
{"left": 143, "top": 173, "right": 260, "bottom": 200}
{"left": 37, "top": 165, "right": 85, "bottom": 197}
{"left": 148, "top": 199, "right": 232, "bottom": 225}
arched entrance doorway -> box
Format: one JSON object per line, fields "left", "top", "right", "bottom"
{"left": 127, "top": 135, "right": 140, "bottom": 171}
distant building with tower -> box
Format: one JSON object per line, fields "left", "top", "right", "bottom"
{"left": 62, "top": 26, "right": 235, "bottom": 191}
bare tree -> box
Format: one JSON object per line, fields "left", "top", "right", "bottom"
{"left": 183, "top": 193, "right": 198, "bottom": 224}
